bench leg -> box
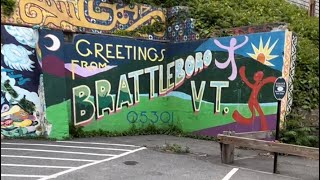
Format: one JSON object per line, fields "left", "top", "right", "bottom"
{"left": 220, "top": 143, "right": 235, "bottom": 164}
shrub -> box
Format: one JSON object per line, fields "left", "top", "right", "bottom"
{"left": 1, "top": 0, "right": 16, "bottom": 16}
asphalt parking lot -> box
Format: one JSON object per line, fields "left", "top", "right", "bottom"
{"left": 1, "top": 140, "right": 145, "bottom": 180}
{"left": 1, "top": 136, "right": 319, "bottom": 180}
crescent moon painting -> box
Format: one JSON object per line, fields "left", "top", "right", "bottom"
{"left": 44, "top": 34, "right": 61, "bottom": 51}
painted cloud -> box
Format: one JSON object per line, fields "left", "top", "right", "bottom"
{"left": 1, "top": 96, "right": 4, "bottom": 105}
{"left": 4, "top": 25, "right": 39, "bottom": 48}
{"left": 1, "top": 44, "right": 35, "bottom": 71}
{"left": 1, "top": 67, "right": 40, "bottom": 111}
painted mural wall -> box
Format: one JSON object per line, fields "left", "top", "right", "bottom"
{"left": 38, "top": 29, "right": 296, "bottom": 137}
{"left": 1, "top": 25, "right": 51, "bottom": 138}
{"left": 1, "top": 0, "right": 166, "bottom": 40}
{"left": 0, "top": 0, "right": 201, "bottom": 42}
{"left": 1, "top": 1, "right": 297, "bottom": 139}
{"left": 0, "top": 0, "right": 199, "bottom": 139}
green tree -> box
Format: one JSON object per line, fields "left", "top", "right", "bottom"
{"left": 1, "top": 0, "right": 16, "bottom": 16}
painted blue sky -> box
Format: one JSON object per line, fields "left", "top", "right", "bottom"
{"left": 195, "top": 31, "right": 286, "bottom": 72}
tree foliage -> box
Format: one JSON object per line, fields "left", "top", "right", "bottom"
{"left": 1, "top": 0, "right": 16, "bottom": 16}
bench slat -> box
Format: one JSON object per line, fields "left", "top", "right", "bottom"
{"left": 234, "top": 131, "right": 274, "bottom": 140}
{"left": 218, "top": 135, "right": 319, "bottom": 160}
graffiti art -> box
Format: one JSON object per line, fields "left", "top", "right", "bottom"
{"left": 37, "top": 29, "right": 296, "bottom": 138}
{"left": 1, "top": 25, "right": 51, "bottom": 138}
{"left": 1, "top": 0, "right": 166, "bottom": 40}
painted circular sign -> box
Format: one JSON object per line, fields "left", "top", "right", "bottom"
{"left": 273, "top": 77, "right": 287, "bottom": 100}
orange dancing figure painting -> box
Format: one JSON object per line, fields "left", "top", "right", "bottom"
{"left": 232, "top": 66, "right": 277, "bottom": 131}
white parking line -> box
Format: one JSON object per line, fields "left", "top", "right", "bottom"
{"left": 222, "top": 168, "right": 239, "bottom": 180}
{"left": 1, "top": 174, "right": 47, "bottom": 178}
{"left": 1, "top": 141, "right": 144, "bottom": 180}
{"left": 1, "top": 155, "right": 96, "bottom": 162}
{"left": 2, "top": 142, "right": 131, "bottom": 152}
{"left": 1, "top": 164, "right": 75, "bottom": 169}
{"left": 38, "top": 147, "right": 146, "bottom": 180}
{"left": 1, "top": 148, "right": 116, "bottom": 156}
{"left": 224, "top": 164, "right": 301, "bottom": 180}
{"left": 56, "top": 140, "right": 140, "bottom": 147}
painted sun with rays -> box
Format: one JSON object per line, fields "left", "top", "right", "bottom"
{"left": 247, "top": 37, "right": 279, "bottom": 66}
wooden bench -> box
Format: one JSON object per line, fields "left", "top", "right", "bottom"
{"left": 218, "top": 131, "right": 319, "bottom": 164}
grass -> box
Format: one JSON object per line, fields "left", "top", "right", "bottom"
{"left": 69, "top": 122, "right": 219, "bottom": 142}
{"left": 159, "top": 143, "right": 190, "bottom": 154}
{"left": 46, "top": 96, "right": 277, "bottom": 136}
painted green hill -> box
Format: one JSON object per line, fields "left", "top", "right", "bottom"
{"left": 46, "top": 96, "right": 277, "bottom": 133}
{"left": 44, "top": 51, "right": 281, "bottom": 106}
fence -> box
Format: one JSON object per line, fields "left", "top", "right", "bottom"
{"left": 287, "top": 0, "right": 319, "bottom": 16}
